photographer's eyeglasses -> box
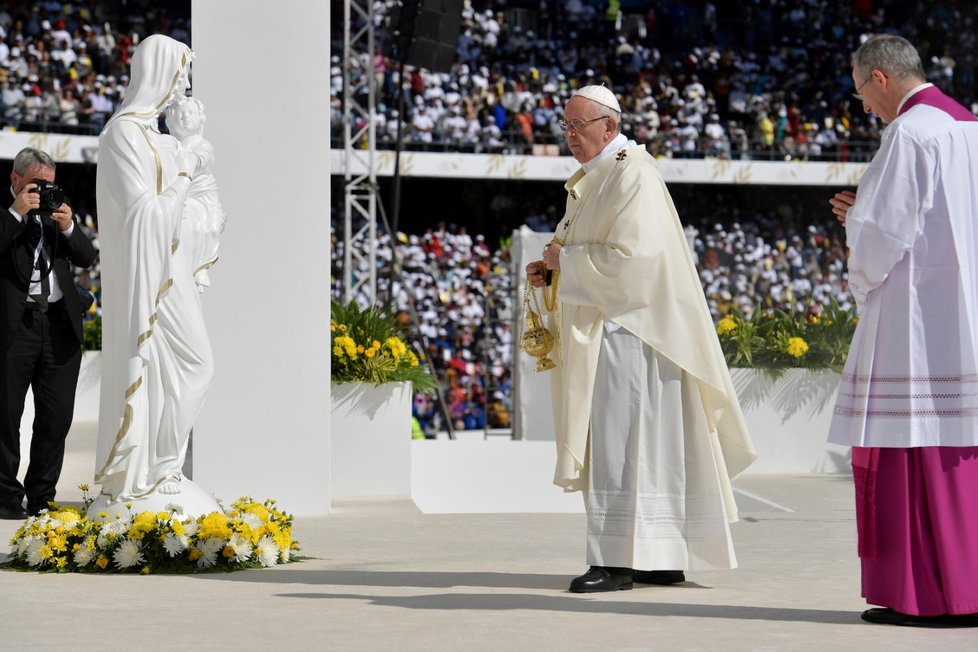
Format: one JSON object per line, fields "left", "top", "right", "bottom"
{"left": 558, "top": 116, "right": 610, "bottom": 133}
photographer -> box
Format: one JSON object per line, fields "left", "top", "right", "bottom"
{"left": 0, "top": 147, "right": 96, "bottom": 519}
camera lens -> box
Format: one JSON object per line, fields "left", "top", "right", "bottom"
{"left": 41, "top": 187, "right": 64, "bottom": 210}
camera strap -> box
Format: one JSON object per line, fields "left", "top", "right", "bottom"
{"left": 27, "top": 216, "right": 51, "bottom": 312}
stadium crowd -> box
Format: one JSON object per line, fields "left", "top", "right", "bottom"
{"left": 0, "top": 1, "right": 191, "bottom": 134}
{"left": 330, "top": 212, "right": 850, "bottom": 433}
{"left": 334, "top": 0, "right": 978, "bottom": 160}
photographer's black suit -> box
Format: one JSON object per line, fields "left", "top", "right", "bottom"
{"left": 0, "top": 195, "right": 96, "bottom": 516}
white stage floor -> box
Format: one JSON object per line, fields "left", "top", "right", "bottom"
{"left": 2, "top": 422, "right": 976, "bottom": 650}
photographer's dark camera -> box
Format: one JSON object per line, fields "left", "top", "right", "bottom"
{"left": 29, "top": 179, "right": 65, "bottom": 216}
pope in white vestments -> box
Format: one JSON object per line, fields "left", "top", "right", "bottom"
{"left": 828, "top": 35, "right": 978, "bottom": 626}
{"left": 528, "top": 85, "right": 756, "bottom": 593}
{"left": 93, "top": 35, "right": 214, "bottom": 506}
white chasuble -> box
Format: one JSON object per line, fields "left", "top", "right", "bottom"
{"left": 544, "top": 144, "right": 755, "bottom": 556}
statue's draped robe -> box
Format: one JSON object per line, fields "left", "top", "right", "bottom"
{"left": 94, "top": 35, "right": 214, "bottom": 502}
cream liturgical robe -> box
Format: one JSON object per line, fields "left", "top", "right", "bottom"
{"left": 94, "top": 35, "right": 214, "bottom": 502}
{"left": 830, "top": 91, "right": 978, "bottom": 448}
{"left": 545, "top": 145, "right": 756, "bottom": 526}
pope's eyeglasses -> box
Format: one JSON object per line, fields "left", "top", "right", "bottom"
{"left": 558, "top": 115, "right": 610, "bottom": 133}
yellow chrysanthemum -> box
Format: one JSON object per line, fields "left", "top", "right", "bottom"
{"left": 128, "top": 511, "right": 157, "bottom": 540}
{"left": 385, "top": 337, "right": 407, "bottom": 358}
{"left": 198, "top": 512, "right": 232, "bottom": 540}
{"left": 188, "top": 548, "right": 202, "bottom": 561}
{"left": 241, "top": 503, "right": 270, "bottom": 521}
{"left": 55, "top": 556, "right": 68, "bottom": 569}
{"left": 141, "top": 566, "right": 151, "bottom": 575}
{"left": 716, "top": 315, "right": 737, "bottom": 335}
{"left": 51, "top": 510, "right": 80, "bottom": 526}
{"left": 334, "top": 335, "right": 357, "bottom": 359}
{"left": 786, "top": 337, "right": 809, "bottom": 358}
{"left": 365, "top": 347, "right": 376, "bottom": 358}
{"left": 39, "top": 545, "right": 53, "bottom": 560}
{"left": 171, "top": 520, "right": 185, "bottom": 537}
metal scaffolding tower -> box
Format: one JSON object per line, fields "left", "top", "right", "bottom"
{"left": 341, "top": 0, "right": 378, "bottom": 304}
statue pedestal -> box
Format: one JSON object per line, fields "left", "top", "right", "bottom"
{"left": 86, "top": 479, "right": 222, "bottom": 519}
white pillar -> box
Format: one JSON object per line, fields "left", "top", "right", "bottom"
{"left": 190, "top": 1, "right": 332, "bottom": 515}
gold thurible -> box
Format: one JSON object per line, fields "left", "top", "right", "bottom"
{"left": 520, "top": 269, "right": 557, "bottom": 372}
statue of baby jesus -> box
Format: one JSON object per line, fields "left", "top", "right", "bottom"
{"left": 165, "top": 96, "right": 227, "bottom": 293}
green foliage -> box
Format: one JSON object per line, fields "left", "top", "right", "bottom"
{"left": 330, "top": 300, "right": 437, "bottom": 392}
{"left": 82, "top": 316, "right": 101, "bottom": 351}
{"left": 716, "top": 298, "right": 857, "bottom": 374}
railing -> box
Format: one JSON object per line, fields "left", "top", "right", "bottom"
{"left": 329, "top": 130, "right": 882, "bottom": 163}
{"left": 2, "top": 119, "right": 106, "bottom": 137}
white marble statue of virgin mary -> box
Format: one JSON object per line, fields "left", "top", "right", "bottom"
{"left": 92, "top": 34, "right": 219, "bottom": 514}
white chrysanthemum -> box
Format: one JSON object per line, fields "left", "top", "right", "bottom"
{"left": 196, "top": 548, "right": 218, "bottom": 569}
{"left": 165, "top": 503, "right": 184, "bottom": 516}
{"left": 256, "top": 535, "right": 279, "bottom": 567}
{"left": 280, "top": 545, "right": 291, "bottom": 563}
{"left": 199, "top": 537, "right": 224, "bottom": 555}
{"left": 25, "top": 538, "right": 46, "bottom": 567}
{"left": 16, "top": 534, "right": 38, "bottom": 557}
{"left": 73, "top": 547, "right": 96, "bottom": 567}
{"left": 162, "top": 533, "right": 187, "bottom": 557}
{"left": 112, "top": 538, "right": 145, "bottom": 569}
{"left": 238, "top": 512, "right": 263, "bottom": 529}
{"left": 181, "top": 519, "right": 200, "bottom": 537}
{"left": 227, "top": 533, "right": 253, "bottom": 563}
{"left": 101, "top": 519, "right": 129, "bottom": 537}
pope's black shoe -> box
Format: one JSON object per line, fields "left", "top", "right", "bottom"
{"left": 569, "top": 566, "right": 633, "bottom": 593}
{"left": 633, "top": 570, "right": 686, "bottom": 585}
{"left": 0, "top": 503, "right": 28, "bottom": 520}
{"left": 861, "top": 608, "right": 978, "bottom": 627}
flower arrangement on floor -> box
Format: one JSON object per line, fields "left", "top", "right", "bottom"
{"left": 331, "top": 299, "right": 437, "bottom": 391}
{"left": 716, "top": 298, "right": 858, "bottom": 374}
{"left": 4, "top": 487, "right": 299, "bottom": 574}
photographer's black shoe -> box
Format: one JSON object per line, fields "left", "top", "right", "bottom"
{"left": 0, "top": 503, "right": 27, "bottom": 520}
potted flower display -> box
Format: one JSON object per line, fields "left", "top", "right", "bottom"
{"left": 715, "top": 299, "right": 858, "bottom": 473}
{"left": 330, "top": 300, "right": 436, "bottom": 500}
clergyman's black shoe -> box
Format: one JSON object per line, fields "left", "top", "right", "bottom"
{"left": 569, "top": 566, "right": 633, "bottom": 593}
{"left": 0, "top": 503, "right": 28, "bottom": 520}
{"left": 633, "top": 570, "right": 686, "bottom": 585}
{"left": 861, "top": 608, "right": 978, "bottom": 628}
